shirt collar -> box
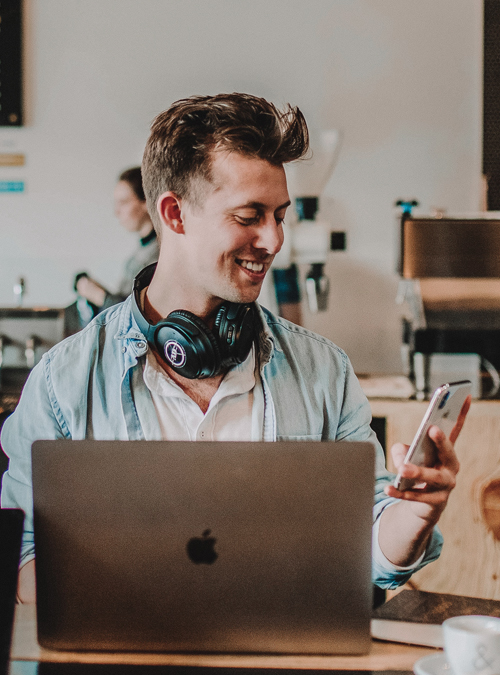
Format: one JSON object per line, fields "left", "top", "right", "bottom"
{"left": 143, "top": 344, "right": 257, "bottom": 401}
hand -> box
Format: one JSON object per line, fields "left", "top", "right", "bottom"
{"left": 76, "top": 276, "right": 107, "bottom": 307}
{"left": 384, "top": 395, "right": 471, "bottom": 525}
{"left": 377, "top": 395, "right": 471, "bottom": 566}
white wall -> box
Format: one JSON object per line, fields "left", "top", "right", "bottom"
{"left": 0, "top": 0, "right": 483, "bottom": 373}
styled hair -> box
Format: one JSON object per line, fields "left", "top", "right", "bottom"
{"left": 142, "top": 93, "right": 309, "bottom": 232}
{"left": 118, "top": 166, "right": 145, "bottom": 202}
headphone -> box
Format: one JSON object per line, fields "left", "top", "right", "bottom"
{"left": 131, "top": 264, "right": 256, "bottom": 379}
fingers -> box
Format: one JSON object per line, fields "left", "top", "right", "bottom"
{"left": 386, "top": 398, "right": 470, "bottom": 516}
{"left": 385, "top": 482, "right": 450, "bottom": 505}
{"left": 390, "top": 425, "right": 459, "bottom": 476}
{"left": 386, "top": 459, "right": 456, "bottom": 505}
{"left": 392, "top": 428, "right": 459, "bottom": 497}
{"left": 427, "top": 425, "right": 460, "bottom": 474}
{"left": 390, "top": 442, "right": 410, "bottom": 471}
{"left": 449, "top": 395, "right": 472, "bottom": 444}
{"left": 396, "top": 460, "right": 457, "bottom": 491}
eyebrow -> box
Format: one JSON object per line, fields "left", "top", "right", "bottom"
{"left": 233, "top": 200, "right": 292, "bottom": 212}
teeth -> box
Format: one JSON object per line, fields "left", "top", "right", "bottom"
{"left": 240, "top": 260, "right": 264, "bottom": 272}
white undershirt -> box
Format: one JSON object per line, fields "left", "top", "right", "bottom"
{"left": 142, "top": 345, "right": 264, "bottom": 441}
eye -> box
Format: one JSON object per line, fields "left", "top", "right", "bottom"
{"left": 234, "top": 213, "right": 260, "bottom": 226}
{"left": 275, "top": 210, "right": 287, "bottom": 226}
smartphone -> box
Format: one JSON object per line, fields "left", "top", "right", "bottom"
{"left": 393, "top": 379, "right": 472, "bottom": 491}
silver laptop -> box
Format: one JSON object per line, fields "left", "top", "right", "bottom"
{"left": 31, "top": 440, "right": 375, "bottom": 655}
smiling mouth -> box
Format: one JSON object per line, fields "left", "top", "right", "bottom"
{"left": 238, "top": 259, "right": 265, "bottom": 274}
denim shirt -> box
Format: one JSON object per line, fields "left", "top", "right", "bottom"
{"left": 0, "top": 297, "right": 442, "bottom": 588}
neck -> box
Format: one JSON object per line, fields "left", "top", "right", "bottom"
{"left": 145, "top": 256, "right": 222, "bottom": 328}
{"left": 143, "top": 290, "right": 163, "bottom": 325}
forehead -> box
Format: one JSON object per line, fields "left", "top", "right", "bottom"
{"left": 206, "top": 151, "right": 289, "bottom": 205}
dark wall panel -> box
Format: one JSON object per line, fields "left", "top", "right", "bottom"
{"left": 0, "top": 0, "right": 23, "bottom": 126}
{"left": 484, "top": 0, "right": 500, "bottom": 209}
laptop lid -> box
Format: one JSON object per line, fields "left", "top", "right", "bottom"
{"left": 32, "top": 440, "right": 375, "bottom": 655}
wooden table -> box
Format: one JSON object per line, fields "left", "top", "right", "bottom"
{"left": 10, "top": 604, "right": 436, "bottom": 671}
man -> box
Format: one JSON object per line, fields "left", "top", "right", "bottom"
{"left": 1, "top": 93, "right": 469, "bottom": 603}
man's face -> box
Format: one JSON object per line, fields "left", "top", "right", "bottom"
{"left": 178, "top": 151, "right": 290, "bottom": 307}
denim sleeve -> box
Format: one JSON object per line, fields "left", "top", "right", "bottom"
{"left": 336, "top": 357, "right": 443, "bottom": 588}
{"left": 371, "top": 508, "right": 443, "bottom": 589}
{"left": 0, "top": 355, "right": 67, "bottom": 565}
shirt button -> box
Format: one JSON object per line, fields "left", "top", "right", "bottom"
{"left": 200, "top": 431, "right": 205, "bottom": 438}
{"left": 122, "top": 347, "right": 126, "bottom": 353}
{"left": 137, "top": 341, "right": 146, "bottom": 349}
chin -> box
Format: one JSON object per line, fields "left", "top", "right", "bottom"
{"left": 221, "top": 288, "right": 261, "bottom": 306}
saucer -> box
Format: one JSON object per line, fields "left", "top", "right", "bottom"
{"left": 413, "top": 652, "right": 453, "bottom": 675}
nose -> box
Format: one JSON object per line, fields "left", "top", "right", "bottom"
{"left": 253, "top": 215, "right": 284, "bottom": 256}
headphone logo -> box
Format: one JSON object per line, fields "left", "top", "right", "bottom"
{"left": 165, "top": 340, "right": 187, "bottom": 367}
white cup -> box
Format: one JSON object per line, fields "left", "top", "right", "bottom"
{"left": 443, "top": 615, "right": 500, "bottom": 675}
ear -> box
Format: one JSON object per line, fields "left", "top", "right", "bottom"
{"left": 156, "top": 191, "right": 185, "bottom": 234}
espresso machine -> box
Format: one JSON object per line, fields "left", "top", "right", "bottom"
{"left": 0, "top": 281, "right": 65, "bottom": 475}
{"left": 397, "top": 207, "right": 500, "bottom": 399}
{"left": 0, "top": 279, "right": 64, "bottom": 409}
{"left": 276, "top": 129, "right": 342, "bottom": 313}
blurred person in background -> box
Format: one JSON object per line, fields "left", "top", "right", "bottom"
{"left": 65, "top": 167, "right": 159, "bottom": 335}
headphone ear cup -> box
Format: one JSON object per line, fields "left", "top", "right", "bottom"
{"left": 215, "top": 303, "right": 255, "bottom": 367}
{"left": 157, "top": 310, "right": 222, "bottom": 379}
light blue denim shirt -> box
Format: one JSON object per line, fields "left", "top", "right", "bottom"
{"left": 0, "top": 297, "right": 442, "bottom": 588}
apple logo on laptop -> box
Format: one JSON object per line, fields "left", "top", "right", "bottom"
{"left": 187, "top": 529, "right": 218, "bottom": 564}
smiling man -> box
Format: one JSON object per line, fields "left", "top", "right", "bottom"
{"left": 1, "top": 93, "right": 469, "bottom": 603}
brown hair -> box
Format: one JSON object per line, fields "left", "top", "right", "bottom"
{"left": 118, "top": 166, "right": 145, "bottom": 202}
{"left": 142, "top": 93, "right": 309, "bottom": 233}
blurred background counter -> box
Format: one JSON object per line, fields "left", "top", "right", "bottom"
{"left": 0, "top": 306, "right": 64, "bottom": 476}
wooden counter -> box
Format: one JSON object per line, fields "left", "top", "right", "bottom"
{"left": 10, "top": 604, "right": 435, "bottom": 671}
{"left": 370, "top": 398, "right": 500, "bottom": 600}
